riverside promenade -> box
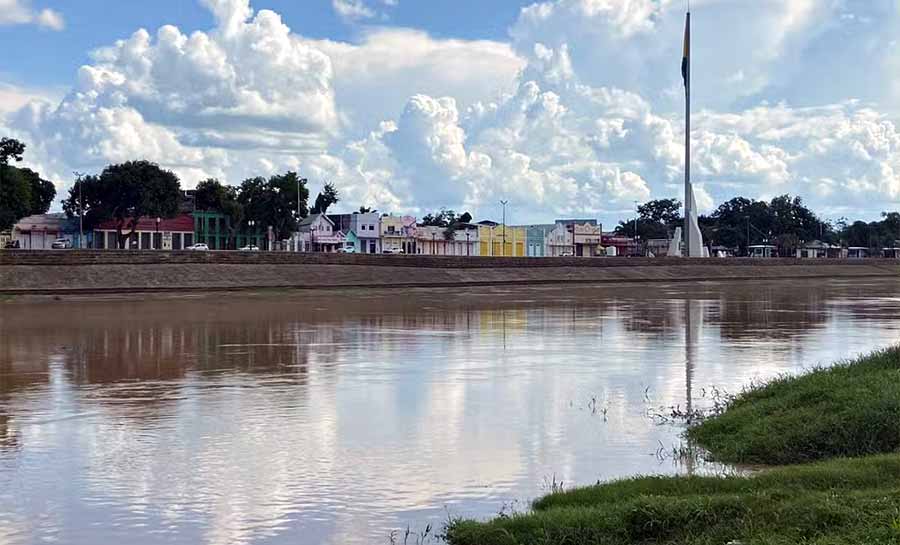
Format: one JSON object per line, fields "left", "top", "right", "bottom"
{"left": 2, "top": 250, "right": 900, "bottom": 295}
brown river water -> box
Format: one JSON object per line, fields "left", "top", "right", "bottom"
{"left": 2, "top": 279, "right": 900, "bottom": 544}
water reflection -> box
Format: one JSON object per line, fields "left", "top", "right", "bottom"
{"left": 1, "top": 279, "right": 900, "bottom": 544}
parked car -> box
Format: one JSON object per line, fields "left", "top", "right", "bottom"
{"left": 239, "top": 245, "right": 260, "bottom": 252}
{"left": 336, "top": 246, "right": 355, "bottom": 254}
{"left": 4, "top": 240, "right": 20, "bottom": 249}
{"left": 560, "top": 251, "right": 575, "bottom": 257}
{"left": 51, "top": 238, "right": 72, "bottom": 249}
{"left": 187, "top": 243, "right": 210, "bottom": 251}
{"left": 382, "top": 247, "right": 404, "bottom": 254}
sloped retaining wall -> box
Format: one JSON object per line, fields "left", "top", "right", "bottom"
{"left": 1, "top": 251, "right": 898, "bottom": 295}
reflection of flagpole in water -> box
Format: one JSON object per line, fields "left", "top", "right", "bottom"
{"left": 502, "top": 310, "right": 507, "bottom": 351}
{"left": 684, "top": 296, "right": 701, "bottom": 474}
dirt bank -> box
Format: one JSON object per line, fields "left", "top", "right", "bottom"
{"left": 2, "top": 250, "right": 898, "bottom": 295}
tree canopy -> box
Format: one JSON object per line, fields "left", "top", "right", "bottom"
{"left": 62, "top": 161, "right": 180, "bottom": 247}
{"left": 237, "top": 172, "right": 309, "bottom": 240}
{"left": 0, "top": 138, "right": 56, "bottom": 230}
{"left": 311, "top": 182, "right": 339, "bottom": 215}
{"left": 615, "top": 199, "right": 683, "bottom": 240}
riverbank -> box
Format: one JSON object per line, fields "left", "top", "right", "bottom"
{"left": 445, "top": 348, "right": 900, "bottom": 545}
{"left": 2, "top": 250, "right": 899, "bottom": 295}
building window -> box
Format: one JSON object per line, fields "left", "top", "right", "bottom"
{"left": 173, "top": 233, "right": 182, "bottom": 250}
{"left": 184, "top": 233, "right": 194, "bottom": 247}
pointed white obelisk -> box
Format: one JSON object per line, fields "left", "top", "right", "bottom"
{"left": 682, "top": 11, "right": 705, "bottom": 258}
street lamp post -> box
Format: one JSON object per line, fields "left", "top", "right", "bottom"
{"left": 432, "top": 232, "right": 436, "bottom": 255}
{"left": 500, "top": 200, "right": 508, "bottom": 256}
{"left": 746, "top": 215, "right": 751, "bottom": 257}
{"left": 155, "top": 217, "right": 161, "bottom": 250}
{"left": 466, "top": 231, "right": 471, "bottom": 256}
{"left": 633, "top": 200, "right": 639, "bottom": 256}
{"left": 298, "top": 178, "right": 307, "bottom": 220}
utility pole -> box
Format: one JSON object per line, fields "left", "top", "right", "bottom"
{"left": 746, "top": 215, "right": 751, "bottom": 256}
{"left": 634, "top": 200, "right": 639, "bottom": 256}
{"left": 74, "top": 172, "right": 85, "bottom": 249}
{"left": 298, "top": 178, "right": 307, "bottom": 219}
{"left": 500, "top": 200, "right": 508, "bottom": 256}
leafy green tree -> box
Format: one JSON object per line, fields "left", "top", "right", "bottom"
{"left": 0, "top": 167, "right": 33, "bottom": 230}
{"left": 421, "top": 208, "right": 459, "bottom": 228}
{"left": 0, "top": 138, "right": 56, "bottom": 230}
{"left": 311, "top": 182, "right": 339, "bottom": 215}
{"left": 19, "top": 168, "right": 55, "bottom": 214}
{"left": 62, "top": 161, "right": 181, "bottom": 248}
{"left": 615, "top": 199, "right": 683, "bottom": 240}
{"left": 358, "top": 206, "right": 376, "bottom": 214}
{"left": 193, "top": 178, "right": 244, "bottom": 248}
{"left": 239, "top": 172, "right": 308, "bottom": 241}
{"left": 0, "top": 138, "right": 26, "bottom": 166}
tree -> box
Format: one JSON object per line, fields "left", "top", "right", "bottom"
{"left": 0, "top": 167, "right": 33, "bottom": 230}
{"left": 421, "top": 208, "right": 458, "bottom": 228}
{"left": 638, "top": 198, "right": 682, "bottom": 225}
{"left": 458, "top": 212, "right": 473, "bottom": 224}
{"left": 0, "top": 138, "right": 56, "bottom": 230}
{"left": 192, "top": 178, "right": 244, "bottom": 248}
{"left": 19, "top": 168, "right": 55, "bottom": 215}
{"left": 311, "top": 182, "right": 339, "bottom": 215}
{"left": 0, "top": 138, "right": 26, "bottom": 166}
{"left": 359, "top": 206, "right": 376, "bottom": 214}
{"left": 239, "top": 172, "right": 308, "bottom": 241}
{"left": 62, "top": 161, "right": 181, "bottom": 248}
{"left": 615, "top": 199, "right": 683, "bottom": 240}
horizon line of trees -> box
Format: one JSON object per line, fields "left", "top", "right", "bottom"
{"left": 615, "top": 195, "right": 900, "bottom": 256}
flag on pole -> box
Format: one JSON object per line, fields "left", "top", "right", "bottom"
{"left": 681, "top": 13, "right": 690, "bottom": 88}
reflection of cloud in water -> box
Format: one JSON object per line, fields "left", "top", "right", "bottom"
{"left": 3, "top": 280, "right": 900, "bottom": 543}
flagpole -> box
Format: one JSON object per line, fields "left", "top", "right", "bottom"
{"left": 684, "top": 11, "right": 692, "bottom": 257}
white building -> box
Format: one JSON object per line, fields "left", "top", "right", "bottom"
{"left": 415, "top": 224, "right": 479, "bottom": 256}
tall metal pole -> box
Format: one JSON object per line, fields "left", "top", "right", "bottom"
{"left": 633, "top": 200, "right": 639, "bottom": 256}
{"left": 79, "top": 176, "right": 84, "bottom": 249}
{"left": 683, "top": 11, "right": 692, "bottom": 258}
{"left": 500, "top": 200, "right": 508, "bottom": 256}
{"left": 747, "top": 215, "right": 751, "bottom": 256}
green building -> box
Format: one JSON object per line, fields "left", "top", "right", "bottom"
{"left": 193, "top": 211, "right": 265, "bottom": 250}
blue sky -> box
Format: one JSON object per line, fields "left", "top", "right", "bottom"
{"left": 0, "top": 0, "right": 524, "bottom": 88}
{"left": 2, "top": 0, "right": 900, "bottom": 225}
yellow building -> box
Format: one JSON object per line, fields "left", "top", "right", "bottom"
{"left": 477, "top": 224, "right": 526, "bottom": 257}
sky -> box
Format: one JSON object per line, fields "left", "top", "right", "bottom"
{"left": 2, "top": 0, "right": 900, "bottom": 226}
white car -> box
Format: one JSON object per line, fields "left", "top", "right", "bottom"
{"left": 336, "top": 246, "right": 355, "bottom": 254}
{"left": 187, "top": 243, "right": 210, "bottom": 251}
{"left": 51, "top": 238, "right": 72, "bottom": 249}
{"left": 239, "top": 245, "right": 260, "bottom": 252}
{"left": 382, "top": 247, "right": 404, "bottom": 254}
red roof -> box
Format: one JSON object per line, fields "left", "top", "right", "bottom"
{"left": 96, "top": 214, "right": 194, "bottom": 232}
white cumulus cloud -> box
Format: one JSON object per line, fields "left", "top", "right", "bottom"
{"left": 0, "top": 0, "right": 64, "bottom": 30}
{"left": 5, "top": 0, "right": 900, "bottom": 224}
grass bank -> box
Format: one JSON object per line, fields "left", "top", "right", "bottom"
{"left": 445, "top": 348, "right": 900, "bottom": 545}
{"left": 688, "top": 347, "right": 900, "bottom": 465}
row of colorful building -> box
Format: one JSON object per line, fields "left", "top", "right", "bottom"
{"left": 2, "top": 210, "right": 628, "bottom": 257}
{"left": 9, "top": 210, "right": 900, "bottom": 259}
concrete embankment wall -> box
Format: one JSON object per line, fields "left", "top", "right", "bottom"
{"left": 1, "top": 251, "right": 899, "bottom": 295}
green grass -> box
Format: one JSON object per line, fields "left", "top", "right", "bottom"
{"left": 445, "top": 348, "right": 900, "bottom": 545}
{"left": 446, "top": 455, "right": 900, "bottom": 544}
{"left": 688, "top": 347, "right": 900, "bottom": 465}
